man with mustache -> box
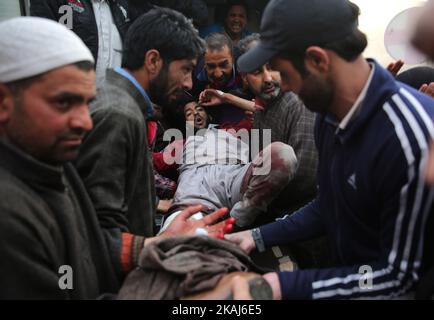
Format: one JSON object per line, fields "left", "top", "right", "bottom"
{"left": 227, "top": 0, "right": 434, "bottom": 299}
{"left": 200, "top": 0, "right": 251, "bottom": 45}
{"left": 0, "top": 16, "right": 232, "bottom": 299}
{"left": 201, "top": 34, "right": 318, "bottom": 217}
{"left": 74, "top": 8, "right": 232, "bottom": 251}
{"left": 194, "top": 33, "right": 246, "bottom": 125}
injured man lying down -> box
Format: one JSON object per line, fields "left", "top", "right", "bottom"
{"left": 159, "top": 99, "right": 297, "bottom": 231}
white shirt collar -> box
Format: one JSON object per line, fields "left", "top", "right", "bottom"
{"left": 338, "top": 63, "right": 375, "bottom": 130}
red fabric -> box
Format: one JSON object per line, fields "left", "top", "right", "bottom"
{"left": 120, "top": 233, "right": 133, "bottom": 273}
{"left": 147, "top": 121, "right": 157, "bottom": 146}
{"left": 220, "top": 118, "right": 253, "bottom": 131}
{"left": 153, "top": 152, "right": 171, "bottom": 172}
{"left": 152, "top": 139, "right": 185, "bottom": 173}
{"left": 254, "top": 97, "right": 266, "bottom": 109}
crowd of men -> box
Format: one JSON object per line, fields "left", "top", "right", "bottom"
{"left": 0, "top": 0, "right": 434, "bottom": 300}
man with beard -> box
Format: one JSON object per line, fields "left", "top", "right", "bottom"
{"left": 0, "top": 17, "right": 231, "bottom": 299}
{"left": 74, "top": 8, "right": 207, "bottom": 240}
{"left": 200, "top": 33, "right": 318, "bottom": 216}
{"left": 226, "top": 0, "right": 434, "bottom": 299}
{"left": 194, "top": 33, "right": 246, "bottom": 125}
{"left": 200, "top": 0, "right": 251, "bottom": 46}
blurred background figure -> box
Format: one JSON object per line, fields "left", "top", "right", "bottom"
{"left": 200, "top": 0, "right": 251, "bottom": 45}
{"left": 30, "top": 0, "right": 209, "bottom": 87}
{"left": 412, "top": 0, "right": 434, "bottom": 63}
{"left": 129, "top": 0, "right": 209, "bottom": 29}
{"left": 30, "top": 0, "right": 131, "bottom": 86}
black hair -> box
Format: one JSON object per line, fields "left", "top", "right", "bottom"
{"left": 280, "top": 2, "right": 367, "bottom": 74}
{"left": 205, "top": 32, "right": 233, "bottom": 54}
{"left": 152, "top": 0, "right": 209, "bottom": 27}
{"left": 178, "top": 92, "right": 198, "bottom": 108}
{"left": 122, "top": 7, "right": 205, "bottom": 70}
{"left": 223, "top": 0, "right": 249, "bottom": 20}
{"left": 177, "top": 93, "right": 214, "bottom": 127}
{"left": 397, "top": 66, "right": 434, "bottom": 90}
{"left": 5, "top": 61, "right": 94, "bottom": 94}
{"left": 161, "top": 92, "right": 198, "bottom": 134}
{"left": 237, "top": 33, "right": 260, "bottom": 56}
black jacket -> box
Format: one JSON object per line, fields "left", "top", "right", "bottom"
{"left": 0, "top": 140, "right": 120, "bottom": 299}
{"left": 30, "top": 0, "right": 132, "bottom": 63}
{"left": 74, "top": 69, "right": 156, "bottom": 238}
{"left": 128, "top": 0, "right": 209, "bottom": 27}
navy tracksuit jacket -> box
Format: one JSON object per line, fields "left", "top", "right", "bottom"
{"left": 259, "top": 60, "right": 434, "bottom": 299}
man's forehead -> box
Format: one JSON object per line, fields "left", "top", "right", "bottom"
{"left": 184, "top": 101, "right": 198, "bottom": 111}
{"left": 206, "top": 45, "right": 232, "bottom": 57}
{"left": 37, "top": 66, "right": 96, "bottom": 94}
{"left": 229, "top": 5, "right": 247, "bottom": 15}
{"left": 184, "top": 102, "right": 197, "bottom": 113}
{"left": 205, "top": 51, "right": 233, "bottom": 63}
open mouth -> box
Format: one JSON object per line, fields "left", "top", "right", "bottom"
{"left": 230, "top": 22, "right": 242, "bottom": 32}
{"left": 195, "top": 116, "right": 204, "bottom": 127}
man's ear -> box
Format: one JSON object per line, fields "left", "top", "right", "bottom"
{"left": 0, "top": 83, "right": 15, "bottom": 125}
{"left": 304, "top": 46, "right": 330, "bottom": 73}
{"left": 144, "top": 49, "right": 163, "bottom": 77}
